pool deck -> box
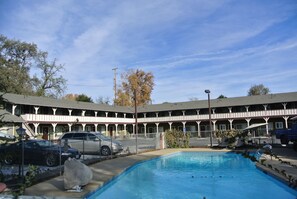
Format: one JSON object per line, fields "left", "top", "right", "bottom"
{"left": 3, "top": 147, "right": 297, "bottom": 198}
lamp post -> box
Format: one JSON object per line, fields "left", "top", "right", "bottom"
{"left": 134, "top": 88, "right": 138, "bottom": 154}
{"left": 205, "top": 89, "right": 213, "bottom": 147}
{"left": 16, "top": 127, "right": 26, "bottom": 178}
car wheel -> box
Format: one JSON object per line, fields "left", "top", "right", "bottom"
{"left": 4, "top": 154, "right": 14, "bottom": 165}
{"left": 45, "top": 154, "right": 57, "bottom": 167}
{"left": 101, "top": 146, "right": 111, "bottom": 156}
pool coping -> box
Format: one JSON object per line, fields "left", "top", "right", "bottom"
{"left": 2, "top": 148, "right": 296, "bottom": 198}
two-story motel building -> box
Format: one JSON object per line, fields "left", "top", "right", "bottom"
{"left": 1, "top": 92, "right": 297, "bottom": 139}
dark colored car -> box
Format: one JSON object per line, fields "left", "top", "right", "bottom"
{"left": 0, "top": 139, "right": 81, "bottom": 167}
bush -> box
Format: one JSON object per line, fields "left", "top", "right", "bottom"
{"left": 165, "top": 129, "right": 190, "bottom": 148}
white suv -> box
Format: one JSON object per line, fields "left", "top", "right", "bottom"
{"left": 59, "top": 131, "right": 123, "bottom": 156}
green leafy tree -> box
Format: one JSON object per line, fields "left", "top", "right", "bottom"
{"left": 0, "top": 35, "right": 37, "bottom": 95}
{"left": 248, "top": 84, "right": 270, "bottom": 96}
{"left": 115, "top": 69, "right": 154, "bottom": 106}
{"left": 0, "top": 35, "right": 66, "bottom": 97}
{"left": 217, "top": 95, "right": 227, "bottom": 99}
{"left": 76, "top": 94, "right": 93, "bottom": 103}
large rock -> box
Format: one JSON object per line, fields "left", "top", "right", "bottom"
{"left": 64, "top": 158, "right": 93, "bottom": 190}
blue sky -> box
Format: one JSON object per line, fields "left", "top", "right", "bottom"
{"left": 1, "top": 0, "right": 297, "bottom": 103}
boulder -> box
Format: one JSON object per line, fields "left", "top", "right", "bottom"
{"left": 64, "top": 158, "right": 93, "bottom": 190}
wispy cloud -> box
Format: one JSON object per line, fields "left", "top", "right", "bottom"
{"left": 1, "top": 0, "right": 297, "bottom": 103}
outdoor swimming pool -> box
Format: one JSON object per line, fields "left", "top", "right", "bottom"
{"left": 87, "top": 152, "right": 297, "bottom": 199}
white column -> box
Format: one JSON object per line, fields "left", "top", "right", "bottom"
{"left": 283, "top": 116, "right": 289, "bottom": 129}
{"left": 132, "top": 124, "right": 135, "bottom": 134}
{"left": 182, "top": 122, "right": 186, "bottom": 133}
{"left": 245, "top": 106, "right": 249, "bottom": 112}
{"left": 156, "top": 112, "right": 159, "bottom": 117}
{"left": 95, "top": 111, "right": 98, "bottom": 117}
{"left": 115, "top": 113, "right": 118, "bottom": 118}
{"left": 143, "top": 123, "right": 147, "bottom": 137}
{"left": 182, "top": 111, "right": 185, "bottom": 116}
{"left": 169, "top": 111, "right": 172, "bottom": 117}
{"left": 105, "top": 124, "right": 109, "bottom": 135}
{"left": 124, "top": 113, "right": 126, "bottom": 118}
{"left": 212, "top": 108, "right": 215, "bottom": 114}
{"left": 264, "top": 117, "right": 269, "bottom": 135}
{"left": 263, "top": 104, "right": 268, "bottom": 111}
{"left": 212, "top": 120, "right": 217, "bottom": 131}
{"left": 115, "top": 124, "right": 118, "bottom": 136}
{"left": 12, "top": 105, "right": 17, "bottom": 115}
{"left": 94, "top": 124, "right": 98, "bottom": 131}
{"left": 155, "top": 123, "right": 159, "bottom": 134}
{"left": 228, "top": 107, "right": 232, "bottom": 113}
{"left": 82, "top": 123, "right": 86, "bottom": 131}
{"left": 34, "top": 106, "right": 39, "bottom": 114}
{"left": 52, "top": 123, "right": 57, "bottom": 133}
{"left": 68, "top": 123, "right": 72, "bottom": 131}
{"left": 245, "top": 118, "right": 251, "bottom": 126}
{"left": 144, "top": 113, "right": 147, "bottom": 118}
{"left": 196, "top": 121, "right": 201, "bottom": 137}
{"left": 82, "top": 110, "right": 85, "bottom": 116}
{"left": 228, "top": 119, "right": 234, "bottom": 130}
{"left": 105, "top": 112, "right": 108, "bottom": 117}
{"left": 68, "top": 109, "right": 72, "bottom": 116}
{"left": 33, "top": 123, "right": 39, "bottom": 135}
{"left": 52, "top": 108, "right": 57, "bottom": 115}
{"left": 168, "top": 122, "right": 173, "bottom": 131}
{"left": 124, "top": 124, "right": 127, "bottom": 132}
{"left": 196, "top": 110, "right": 200, "bottom": 115}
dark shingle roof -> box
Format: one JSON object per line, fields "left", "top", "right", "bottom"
{"left": 2, "top": 93, "right": 132, "bottom": 113}
{"left": 2, "top": 92, "right": 297, "bottom": 114}
{"left": 138, "top": 92, "right": 297, "bottom": 112}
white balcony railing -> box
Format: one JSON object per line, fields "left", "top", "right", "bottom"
{"left": 21, "top": 109, "right": 297, "bottom": 124}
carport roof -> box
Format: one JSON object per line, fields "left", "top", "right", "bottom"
{"left": 0, "top": 109, "right": 24, "bottom": 123}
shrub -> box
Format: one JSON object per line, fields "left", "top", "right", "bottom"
{"left": 165, "top": 129, "right": 190, "bottom": 148}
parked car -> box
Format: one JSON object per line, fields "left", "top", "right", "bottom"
{"left": 59, "top": 131, "right": 123, "bottom": 156}
{"left": 0, "top": 139, "right": 81, "bottom": 167}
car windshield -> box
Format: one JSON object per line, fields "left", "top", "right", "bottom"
{"left": 35, "top": 140, "right": 55, "bottom": 147}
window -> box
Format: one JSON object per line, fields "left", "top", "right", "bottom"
{"left": 87, "top": 133, "right": 97, "bottom": 140}
{"left": 72, "top": 133, "right": 86, "bottom": 140}
{"left": 62, "top": 133, "right": 74, "bottom": 139}
{"left": 275, "top": 122, "right": 283, "bottom": 129}
{"left": 218, "top": 124, "right": 226, "bottom": 131}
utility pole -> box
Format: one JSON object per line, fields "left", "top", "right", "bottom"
{"left": 112, "top": 67, "right": 118, "bottom": 105}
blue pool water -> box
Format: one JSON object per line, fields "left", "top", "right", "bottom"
{"left": 87, "top": 152, "right": 297, "bottom": 199}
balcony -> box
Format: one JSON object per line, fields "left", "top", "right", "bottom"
{"left": 21, "top": 108, "right": 297, "bottom": 124}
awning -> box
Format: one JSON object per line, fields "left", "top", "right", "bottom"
{"left": 0, "top": 110, "right": 24, "bottom": 123}
{"left": 243, "top": 123, "right": 268, "bottom": 131}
